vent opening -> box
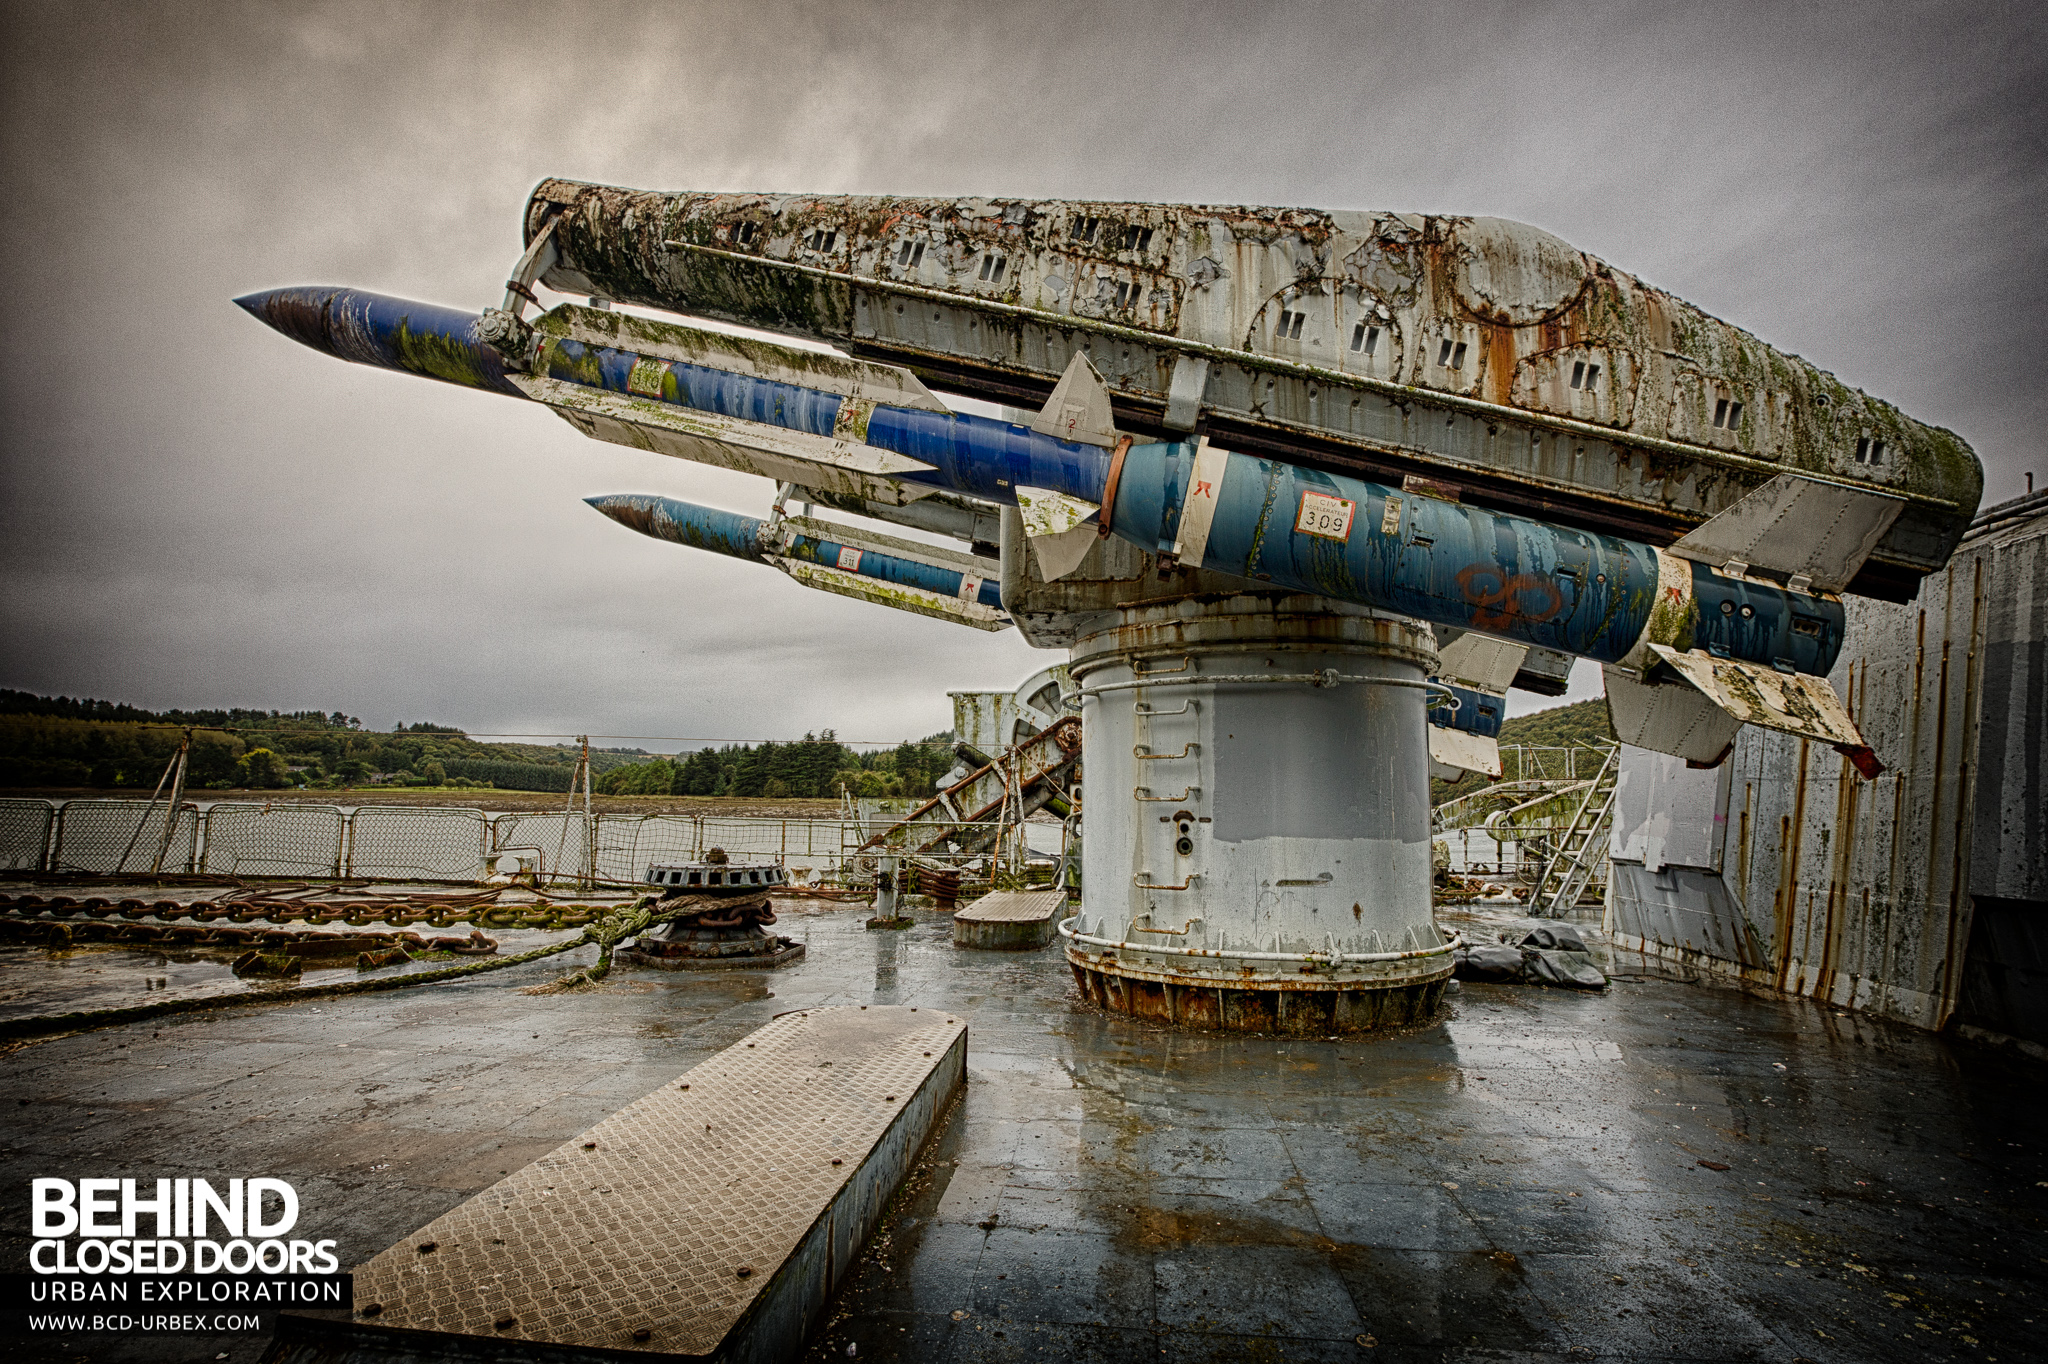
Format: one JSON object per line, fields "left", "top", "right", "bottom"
{"left": 730, "top": 222, "right": 759, "bottom": 247}
{"left": 1277, "top": 308, "right": 1306, "bottom": 340}
{"left": 1350, "top": 323, "right": 1380, "bottom": 355}
{"left": 1072, "top": 215, "right": 1101, "bottom": 244}
{"left": 1132, "top": 227, "right": 1154, "bottom": 253}
{"left": 1854, "top": 436, "right": 1887, "bottom": 465}
{"left": 1112, "top": 280, "right": 1141, "bottom": 309}
{"left": 805, "top": 228, "right": 837, "bottom": 253}
{"left": 1571, "top": 361, "right": 1601, "bottom": 390}
{"left": 895, "top": 240, "right": 926, "bottom": 268}
{"left": 978, "top": 253, "right": 1008, "bottom": 283}
{"left": 1438, "top": 340, "right": 1467, "bottom": 370}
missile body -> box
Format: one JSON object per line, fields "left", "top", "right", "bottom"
{"left": 1107, "top": 439, "right": 1845, "bottom": 672}
{"left": 586, "top": 493, "right": 1005, "bottom": 614}
{"left": 240, "top": 285, "right": 1841, "bottom": 677}
{"left": 536, "top": 334, "right": 1111, "bottom": 507}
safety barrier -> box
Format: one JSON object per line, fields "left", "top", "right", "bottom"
{"left": 0, "top": 798, "right": 1020, "bottom": 889}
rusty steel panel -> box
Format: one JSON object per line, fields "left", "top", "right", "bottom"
{"left": 524, "top": 179, "right": 1982, "bottom": 597}
{"left": 1966, "top": 495, "right": 2048, "bottom": 902}
{"left": 1611, "top": 495, "right": 2045, "bottom": 1031}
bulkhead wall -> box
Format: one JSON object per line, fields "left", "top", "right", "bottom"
{"left": 1069, "top": 596, "right": 1438, "bottom": 958}
{"left": 1608, "top": 497, "right": 2047, "bottom": 1040}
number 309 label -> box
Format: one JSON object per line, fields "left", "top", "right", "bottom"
{"left": 1294, "top": 491, "right": 1356, "bottom": 541}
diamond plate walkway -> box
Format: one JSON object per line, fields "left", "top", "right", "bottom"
{"left": 952, "top": 889, "right": 1068, "bottom": 950}
{"left": 302, "top": 1005, "right": 963, "bottom": 1361}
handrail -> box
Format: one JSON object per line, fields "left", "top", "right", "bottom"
{"left": 1085, "top": 671, "right": 1450, "bottom": 698}
{"left": 1058, "top": 915, "right": 1461, "bottom": 967}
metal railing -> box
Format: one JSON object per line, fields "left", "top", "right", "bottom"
{"left": 0, "top": 797, "right": 1017, "bottom": 891}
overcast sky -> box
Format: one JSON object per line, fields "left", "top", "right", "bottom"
{"left": 1, "top": 0, "right": 2041, "bottom": 748}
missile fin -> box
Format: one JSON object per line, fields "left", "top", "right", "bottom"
{"left": 772, "top": 515, "right": 991, "bottom": 576}
{"left": 513, "top": 374, "right": 936, "bottom": 507}
{"left": 1014, "top": 485, "right": 1099, "bottom": 582}
{"left": 1030, "top": 352, "right": 1119, "bottom": 448}
{"left": 1667, "top": 473, "right": 1904, "bottom": 593}
{"left": 767, "top": 557, "right": 1010, "bottom": 631}
{"left": 1601, "top": 665, "right": 1745, "bottom": 767}
{"left": 1511, "top": 646, "right": 1575, "bottom": 696}
{"left": 1435, "top": 631, "right": 1528, "bottom": 695}
{"left": 1646, "top": 644, "right": 1882, "bottom": 774}
{"left": 1163, "top": 355, "right": 1209, "bottom": 432}
{"left": 1428, "top": 726, "right": 1503, "bottom": 779}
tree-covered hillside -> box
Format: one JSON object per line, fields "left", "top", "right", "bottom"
{"left": 0, "top": 690, "right": 648, "bottom": 792}
{"left": 1430, "top": 697, "right": 1615, "bottom": 804}
{"left": 597, "top": 732, "right": 955, "bottom": 800}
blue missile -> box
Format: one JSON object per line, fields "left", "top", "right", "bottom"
{"left": 235, "top": 286, "right": 1111, "bottom": 507}
{"left": 233, "top": 287, "right": 526, "bottom": 397}
{"left": 1105, "top": 440, "right": 1845, "bottom": 673}
{"left": 584, "top": 493, "right": 1005, "bottom": 610}
{"left": 238, "top": 286, "right": 1842, "bottom": 678}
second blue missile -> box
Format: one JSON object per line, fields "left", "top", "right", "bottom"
{"left": 585, "top": 493, "right": 1006, "bottom": 611}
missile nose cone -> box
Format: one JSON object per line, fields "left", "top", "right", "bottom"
{"left": 233, "top": 285, "right": 347, "bottom": 358}
{"left": 585, "top": 493, "right": 661, "bottom": 537}
{"left": 232, "top": 285, "right": 527, "bottom": 397}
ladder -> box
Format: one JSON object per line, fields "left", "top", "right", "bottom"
{"left": 857, "top": 716, "right": 1082, "bottom": 860}
{"left": 1529, "top": 745, "right": 1620, "bottom": 916}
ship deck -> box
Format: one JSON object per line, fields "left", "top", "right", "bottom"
{"left": 3, "top": 897, "right": 2044, "bottom": 1363}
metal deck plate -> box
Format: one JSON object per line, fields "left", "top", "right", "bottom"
{"left": 346, "top": 1005, "right": 966, "bottom": 1358}
{"left": 952, "top": 889, "right": 1067, "bottom": 924}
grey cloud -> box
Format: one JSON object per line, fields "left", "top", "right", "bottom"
{"left": 2, "top": 0, "right": 2040, "bottom": 737}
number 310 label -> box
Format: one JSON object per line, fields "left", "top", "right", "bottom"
{"left": 1294, "top": 491, "right": 1356, "bottom": 541}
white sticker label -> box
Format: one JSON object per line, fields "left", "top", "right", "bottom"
{"left": 1379, "top": 495, "right": 1404, "bottom": 536}
{"left": 1295, "top": 491, "right": 1357, "bottom": 541}
{"left": 958, "top": 575, "right": 981, "bottom": 601}
{"left": 835, "top": 547, "right": 863, "bottom": 572}
{"left": 626, "top": 357, "right": 666, "bottom": 398}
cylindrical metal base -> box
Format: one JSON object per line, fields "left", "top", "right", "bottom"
{"left": 1070, "top": 959, "right": 1449, "bottom": 1035}
{"left": 1064, "top": 593, "right": 1451, "bottom": 1031}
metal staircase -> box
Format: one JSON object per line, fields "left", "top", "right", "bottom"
{"left": 1528, "top": 745, "right": 1620, "bottom": 916}
{"left": 857, "top": 716, "right": 1081, "bottom": 860}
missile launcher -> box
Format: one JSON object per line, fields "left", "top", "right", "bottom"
{"left": 236, "top": 180, "right": 1984, "bottom": 1032}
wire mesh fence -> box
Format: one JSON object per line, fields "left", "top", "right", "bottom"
{"left": 50, "top": 800, "right": 201, "bottom": 875}
{"left": 0, "top": 800, "right": 55, "bottom": 873}
{"left": 0, "top": 798, "right": 1029, "bottom": 890}
{"left": 201, "top": 803, "right": 345, "bottom": 878}
{"left": 348, "top": 807, "right": 488, "bottom": 881}
{"left": 593, "top": 814, "right": 702, "bottom": 884}
{"left": 489, "top": 812, "right": 592, "bottom": 886}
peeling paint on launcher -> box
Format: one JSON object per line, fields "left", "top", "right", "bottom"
{"left": 523, "top": 177, "right": 1983, "bottom": 593}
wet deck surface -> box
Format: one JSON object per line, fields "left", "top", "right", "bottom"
{"left": 3, "top": 901, "right": 2045, "bottom": 1363}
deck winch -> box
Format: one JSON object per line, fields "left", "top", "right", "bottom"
{"left": 620, "top": 848, "right": 803, "bottom": 970}
{"left": 236, "top": 180, "right": 1982, "bottom": 1031}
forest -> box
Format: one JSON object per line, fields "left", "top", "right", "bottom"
{"left": 1427, "top": 698, "right": 1617, "bottom": 805}
{"left": 0, "top": 690, "right": 646, "bottom": 792}
{"left": 595, "top": 732, "right": 956, "bottom": 800}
